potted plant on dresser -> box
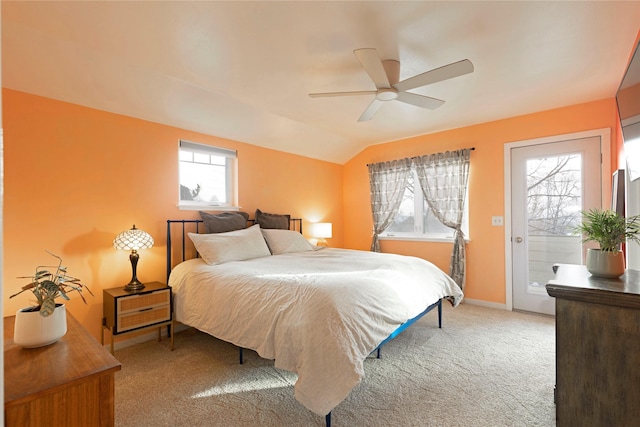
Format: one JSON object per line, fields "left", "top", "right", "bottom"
{"left": 9, "top": 250, "right": 93, "bottom": 348}
{"left": 574, "top": 208, "right": 640, "bottom": 278}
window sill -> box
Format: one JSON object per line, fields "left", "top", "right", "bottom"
{"left": 178, "top": 204, "right": 240, "bottom": 212}
{"left": 379, "top": 235, "right": 470, "bottom": 243}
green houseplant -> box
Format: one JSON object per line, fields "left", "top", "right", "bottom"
{"left": 9, "top": 251, "right": 93, "bottom": 347}
{"left": 574, "top": 208, "right": 640, "bottom": 278}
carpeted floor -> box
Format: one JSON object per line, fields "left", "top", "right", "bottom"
{"left": 114, "top": 303, "right": 556, "bottom": 426}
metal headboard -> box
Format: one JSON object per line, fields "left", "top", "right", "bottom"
{"left": 166, "top": 218, "right": 302, "bottom": 282}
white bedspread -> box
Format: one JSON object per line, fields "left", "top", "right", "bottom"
{"left": 169, "top": 248, "right": 463, "bottom": 416}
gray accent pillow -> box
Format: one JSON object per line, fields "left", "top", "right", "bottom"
{"left": 199, "top": 211, "right": 249, "bottom": 234}
{"left": 255, "top": 209, "right": 290, "bottom": 230}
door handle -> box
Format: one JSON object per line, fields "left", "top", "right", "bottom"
{"left": 514, "top": 237, "right": 523, "bottom": 243}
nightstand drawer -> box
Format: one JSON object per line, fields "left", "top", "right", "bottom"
{"left": 115, "top": 288, "right": 171, "bottom": 333}
{"left": 117, "top": 288, "right": 170, "bottom": 313}
{"left": 117, "top": 304, "right": 171, "bottom": 333}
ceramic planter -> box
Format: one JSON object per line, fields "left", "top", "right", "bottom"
{"left": 13, "top": 304, "right": 67, "bottom": 348}
{"left": 585, "top": 248, "right": 625, "bottom": 278}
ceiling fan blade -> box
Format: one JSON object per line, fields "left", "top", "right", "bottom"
{"left": 354, "top": 48, "right": 391, "bottom": 89}
{"left": 394, "top": 59, "right": 474, "bottom": 92}
{"left": 308, "top": 91, "right": 377, "bottom": 98}
{"left": 358, "top": 99, "right": 384, "bottom": 122}
{"left": 396, "top": 92, "right": 445, "bottom": 110}
{"left": 382, "top": 60, "right": 400, "bottom": 85}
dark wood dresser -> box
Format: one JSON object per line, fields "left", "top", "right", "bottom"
{"left": 4, "top": 312, "right": 121, "bottom": 426}
{"left": 546, "top": 263, "right": 640, "bottom": 427}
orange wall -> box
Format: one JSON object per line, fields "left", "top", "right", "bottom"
{"left": 343, "top": 98, "right": 620, "bottom": 305}
{"left": 1, "top": 87, "right": 625, "bottom": 337}
{"left": 2, "top": 88, "right": 343, "bottom": 340}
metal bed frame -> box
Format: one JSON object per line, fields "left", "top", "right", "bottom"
{"left": 166, "top": 218, "right": 443, "bottom": 427}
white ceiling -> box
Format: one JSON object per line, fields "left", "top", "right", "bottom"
{"left": 3, "top": 1, "right": 639, "bottom": 164}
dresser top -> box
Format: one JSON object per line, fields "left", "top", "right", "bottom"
{"left": 4, "top": 312, "right": 121, "bottom": 405}
{"left": 546, "top": 264, "right": 640, "bottom": 309}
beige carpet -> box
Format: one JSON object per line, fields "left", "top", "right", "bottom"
{"left": 114, "top": 303, "right": 556, "bottom": 426}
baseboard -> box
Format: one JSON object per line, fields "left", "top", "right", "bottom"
{"left": 462, "top": 298, "right": 507, "bottom": 310}
{"left": 104, "top": 322, "right": 190, "bottom": 352}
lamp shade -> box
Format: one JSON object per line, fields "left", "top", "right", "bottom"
{"left": 113, "top": 225, "right": 154, "bottom": 251}
{"left": 309, "top": 222, "right": 332, "bottom": 239}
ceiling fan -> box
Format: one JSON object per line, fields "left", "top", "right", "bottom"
{"left": 309, "top": 48, "right": 474, "bottom": 122}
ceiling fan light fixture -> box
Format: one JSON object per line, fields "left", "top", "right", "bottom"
{"left": 375, "top": 89, "right": 398, "bottom": 101}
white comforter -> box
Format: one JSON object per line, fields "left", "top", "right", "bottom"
{"left": 169, "top": 248, "right": 463, "bottom": 416}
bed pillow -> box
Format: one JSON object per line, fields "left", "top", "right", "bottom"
{"left": 199, "top": 211, "right": 249, "bottom": 233}
{"left": 255, "top": 209, "right": 290, "bottom": 229}
{"left": 188, "top": 224, "right": 271, "bottom": 265}
{"left": 261, "top": 229, "right": 314, "bottom": 255}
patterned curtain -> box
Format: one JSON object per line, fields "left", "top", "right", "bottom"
{"left": 414, "top": 149, "right": 472, "bottom": 289}
{"left": 368, "top": 158, "right": 413, "bottom": 252}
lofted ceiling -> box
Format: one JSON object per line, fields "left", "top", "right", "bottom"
{"left": 2, "top": 1, "right": 639, "bottom": 164}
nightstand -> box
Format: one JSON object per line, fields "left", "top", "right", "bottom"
{"left": 102, "top": 281, "right": 174, "bottom": 354}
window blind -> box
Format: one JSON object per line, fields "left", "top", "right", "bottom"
{"left": 179, "top": 140, "right": 237, "bottom": 158}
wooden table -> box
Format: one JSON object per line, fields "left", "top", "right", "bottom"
{"left": 546, "top": 264, "right": 640, "bottom": 427}
{"left": 4, "top": 312, "right": 121, "bottom": 426}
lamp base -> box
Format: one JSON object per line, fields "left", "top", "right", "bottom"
{"left": 315, "top": 238, "right": 329, "bottom": 247}
{"left": 124, "top": 280, "right": 145, "bottom": 292}
{"left": 124, "top": 250, "right": 145, "bottom": 291}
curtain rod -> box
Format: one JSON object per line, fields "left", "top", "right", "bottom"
{"left": 366, "top": 147, "right": 475, "bottom": 167}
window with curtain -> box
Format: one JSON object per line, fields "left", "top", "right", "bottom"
{"left": 382, "top": 166, "right": 469, "bottom": 241}
{"left": 369, "top": 149, "right": 472, "bottom": 289}
{"left": 178, "top": 140, "right": 238, "bottom": 210}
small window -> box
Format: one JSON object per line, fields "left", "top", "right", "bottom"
{"left": 382, "top": 169, "right": 469, "bottom": 241}
{"left": 178, "top": 140, "right": 238, "bottom": 209}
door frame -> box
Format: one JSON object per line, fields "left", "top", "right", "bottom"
{"left": 503, "top": 128, "right": 611, "bottom": 311}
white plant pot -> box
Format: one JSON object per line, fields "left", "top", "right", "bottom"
{"left": 14, "top": 304, "right": 67, "bottom": 348}
{"left": 586, "top": 248, "right": 626, "bottom": 278}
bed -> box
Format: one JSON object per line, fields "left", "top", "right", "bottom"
{"left": 166, "top": 212, "right": 463, "bottom": 425}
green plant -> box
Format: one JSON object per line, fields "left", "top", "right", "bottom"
{"left": 574, "top": 208, "right": 640, "bottom": 252}
{"left": 9, "top": 251, "right": 93, "bottom": 317}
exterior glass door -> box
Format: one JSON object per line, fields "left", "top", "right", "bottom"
{"left": 511, "top": 136, "right": 601, "bottom": 315}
